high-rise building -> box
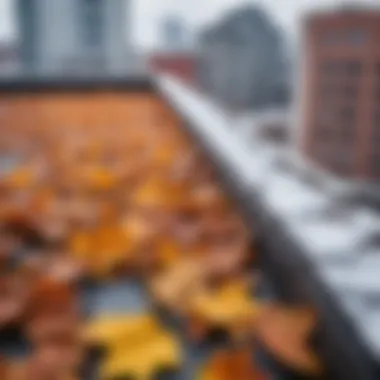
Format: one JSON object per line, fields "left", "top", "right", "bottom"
{"left": 16, "top": 0, "right": 130, "bottom": 74}
{"left": 197, "top": 5, "right": 290, "bottom": 111}
{"left": 300, "top": 7, "right": 380, "bottom": 180}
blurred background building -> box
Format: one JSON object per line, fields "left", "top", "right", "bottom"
{"left": 16, "top": 0, "right": 132, "bottom": 75}
{"left": 0, "top": 41, "right": 20, "bottom": 75}
{"left": 197, "top": 5, "right": 291, "bottom": 112}
{"left": 160, "top": 15, "right": 190, "bottom": 52}
{"left": 300, "top": 7, "right": 380, "bottom": 180}
{"left": 148, "top": 15, "right": 196, "bottom": 85}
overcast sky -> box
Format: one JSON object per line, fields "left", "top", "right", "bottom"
{"left": 0, "top": 0, "right": 379, "bottom": 48}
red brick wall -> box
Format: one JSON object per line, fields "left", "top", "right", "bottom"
{"left": 301, "top": 10, "right": 380, "bottom": 180}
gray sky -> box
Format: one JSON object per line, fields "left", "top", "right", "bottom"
{"left": 0, "top": 0, "right": 379, "bottom": 48}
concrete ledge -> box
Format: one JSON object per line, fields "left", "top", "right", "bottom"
{"left": 156, "top": 75, "right": 380, "bottom": 379}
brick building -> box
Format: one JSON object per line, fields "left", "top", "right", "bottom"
{"left": 300, "top": 7, "right": 380, "bottom": 180}
{"left": 149, "top": 52, "right": 196, "bottom": 85}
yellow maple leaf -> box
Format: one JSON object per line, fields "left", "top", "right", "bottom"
{"left": 100, "top": 330, "right": 181, "bottom": 380}
{"left": 189, "top": 278, "right": 260, "bottom": 338}
{"left": 83, "top": 314, "right": 160, "bottom": 348}
{"left": 84, "top": 313, "right": 182, "bottom": 380}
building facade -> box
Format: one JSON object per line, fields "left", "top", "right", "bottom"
{"left": 300, "top": 8, "right": 380, "bottom": 180}
{"left": 149, "top": 52, "right": 196, "bottom": 85}
{"left": 197, "top": 5, "right": 290, "bottom": 111}
{"left": 17, "top": 0, "right": 130, "bottom": 74}
{"left": 0, "top": 43, "right": 21, "bottom": 76}
{"left": 161, "top": 16, "right": 189, "bottom": 51}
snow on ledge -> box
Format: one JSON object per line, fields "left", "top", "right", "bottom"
{"left": 156, "top": 77, "right": 380, "bottom": 349}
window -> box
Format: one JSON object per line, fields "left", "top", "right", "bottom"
{"left": 346, "top": 61, "right": 363, "bottom": 76}
{"left": 341, "top": 106, "right": 356, "bottom": 121}
{"left": 347, "top": 30, "right": 367, "bottom": 45}
{"left": 343, "top": 85, "right": 358, "bottom": 99}
{"left": 322, "top": 61, "right": 341, "bottom": 76}
{"left": 80, "top": 0, "right": 103, "bottom": 47}
{"left": 340, "top": 123, "right": 355, "bottom": 141}
{"left": 323, "top": 32, "right": 342, "bottom": 46}
{"left": 321, "top": 83, "right": 336, "bottom": 97}
{"left": 314, "top": 125, "right": 332, "bottom": 142}
{"left": 322, "top": 29, "right": 367, "bottom": 47}
{"left": 319, "top": 104, "right": 335, "bottom": 124}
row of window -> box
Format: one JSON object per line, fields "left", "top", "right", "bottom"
{"left": 319, "top": 104, "right": 357, "bottom": 123}
{"left": 321, "top": 84, "right": 380, "bottom": 100}
{"left": 321, "top": 83, "right": 359, "bottom": 98}
{"left": 322, "top": 30, "right": 368, "bottom": 47}
{"left": 322, "top": 60, "right": 364, "bottom": 76}
{"left": 319, "top": 108, "right": 380, "bottom": 125}
{"left": 321, "top": 62, "right": 380, "bottom": 77}
{"left": 314, "top": 123, "right": 355, "bottom": 140}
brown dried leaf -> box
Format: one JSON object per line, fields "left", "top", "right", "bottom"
{"left": 254, "top": 304, "right": 322, "bottom": 375}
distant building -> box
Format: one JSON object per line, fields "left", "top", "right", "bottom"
{"left": 16, "top": 0, "right": 131, "bottom": 75}
{"left": 149, "top": 51, "right": 196, "bottom": 85}
{"left": 300, "top": 7, "right": 380, "bottom": 180}
{"left": 197, "top": 5, "right": 290, "bottom": 111}
{"left": 0, "top": 43, "right": 20, "bottom": 75}
{"left": 161, "top": 16, "right": 189, "bottom": 51}
{"left": 151, "top": 15, "right": 195, "bottom": 84}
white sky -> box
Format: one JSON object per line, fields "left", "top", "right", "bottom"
{"left": 0, "top": 0, "right": 379, "bottom": 48}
